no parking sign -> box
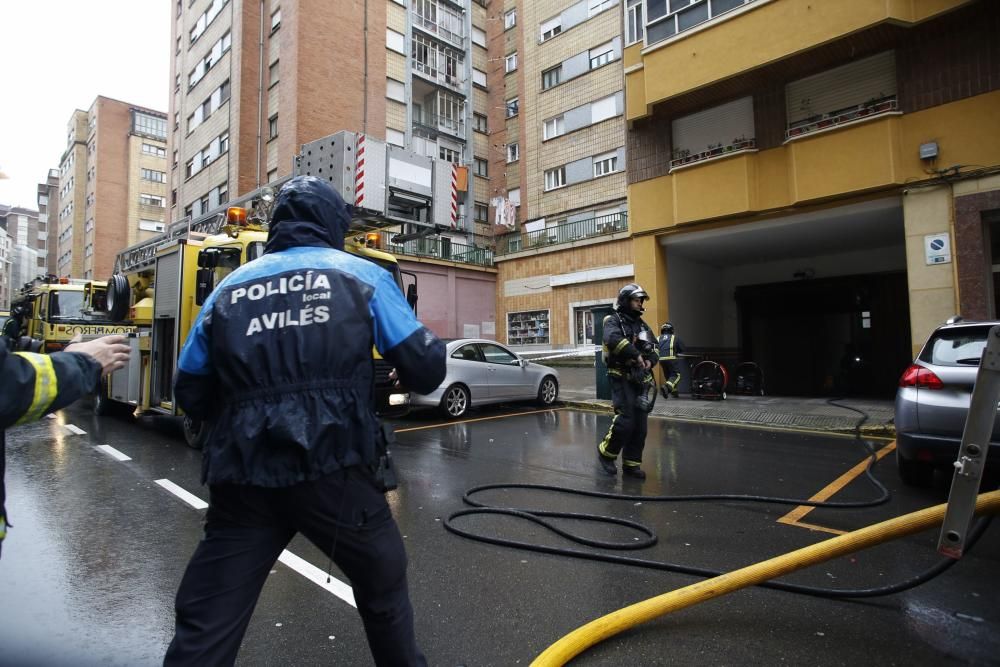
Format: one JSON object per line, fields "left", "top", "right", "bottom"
{"left": 924, "top": 232, "right": 951, "bottom": 265}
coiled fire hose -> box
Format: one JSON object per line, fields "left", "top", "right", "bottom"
{"left": 530, "top": 489, "right": 1000, "bottom": 666}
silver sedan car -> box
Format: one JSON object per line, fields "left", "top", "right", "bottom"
{"left": 895, "top": 318, "right": 1000, "bottom": 486}
{"left": 409, "top": 338, "right": 560, "bottom": 418}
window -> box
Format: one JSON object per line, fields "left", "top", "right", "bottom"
{"left": 542, "top": 65, "right": 562, "bottom": 90}
{"left": 540, "top": 16, "right": 561, "bottom": 41}
{"left": 504, "top": 9, "right": 516, "bottom": 29}
{"left": 593, "top": 151, "right": 618, "bottom": 177}
{"left": 506, "top": 142, "right": 519, "bottom": 163}
{"left": 142, "top": 143, "right": 166, "bottom": 157}
{"left": 140, "top": 194, "right": 166, "bottom": 207}
{"left": 589, "top": 0, "right": 615, "bottom": 15}
{"left": 268, "top": 114, "right": 278, "bottom": 140}
{"left": 139, "top": 219, "right": 166, "bottom": 233}
{"left": 473, "top": 68, "right": 487, "bottom": 87}
{"left": 625, "top": 0, "right": 644, "bottom": 45}
{"left": 386, "top": 28, "right": 405, "bottom": 53}
{"left": 269, "top": 60, "right": 279, "bottom": 86}
{"left": 439, "top": 146, "right": 460, "bottom": 163}
{"left": 589, "top": 41, "right": 615, "bottom": 69}
{"left": 505, "top": 53, "right": 517, "bottom": 73}
{"left": 505, "top": 97, "right": 519, "bottom": 118}
{"left": 474, "top": 202, "right": 488, "bottom": 223}
{"left": 474, "top": 157, "right": 488, "bottom": 177}
{"left": 218, "top": 130, "right": 229, "bottom": 154}
{"left": 267, "top": 168, "right": 278, "bottom": 182}
{"left": 271, "top": 8, "right": 281, "bottom": 32}
{"left": 544, "top": 166, "right": 566, "bottom": 191}
{"left": 472, "top": 26, "right": 486, "bottom": 47}
{"left": 473, "top": 112, "right": 488, "bottom": 133}
{"left": 386, "top": 128, "right": 405, "bottom": 147}
{"left": 386, "top": 77, "right": 406, "bottom": 102}
{"left": 141, "top": 168, "right": 166, "bottom": 183}
{"left": 508, "top": 310, "right": 549, "bottom": 345}
{"left": 543, "top": 115, "right": 565, "bottom": 140}
{"left": 646, "top": 0, "right": 757, "bottom": 47}
{"left": 591, "top": 95, "right": 618, "bottom": 123}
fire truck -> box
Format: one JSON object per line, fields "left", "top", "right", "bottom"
{"left": 96, "top": 130, "right": 461, "bottom": 447}
{"left": 6, "top": 276, "right": 134, "bottom": 352}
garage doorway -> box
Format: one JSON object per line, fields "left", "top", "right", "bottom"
{"left": 736, "top": 272, "right": 911, "bottom": 397}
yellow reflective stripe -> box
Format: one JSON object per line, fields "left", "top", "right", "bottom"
{"left": 623, "top": 459, "right": 641, "bottom": 467}
{"left": 13, "top": 351, "right": 58, "bottom": 425}
{"left": 598, "top": 415, "right": 619, "bottom": 457}
{"left": 0, "top": 515, "right": 6, "bottom": 540}
{"left": 612, "top": 339, "right": 630, "bottom": 355}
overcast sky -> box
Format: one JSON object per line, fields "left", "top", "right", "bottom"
{"left": 0, "top": 1, "right": 171, "bottom": 209}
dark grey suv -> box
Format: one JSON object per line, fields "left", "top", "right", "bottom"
{"left": 895, "top": 318, "right": 1000, "bottom": 486}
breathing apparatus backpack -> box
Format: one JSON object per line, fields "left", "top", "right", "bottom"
{"left": 631, "top": 329, "right": 658, "bottom": 413}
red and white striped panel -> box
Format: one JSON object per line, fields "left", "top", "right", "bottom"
{"left": 450, "top": 164, "right": 458, "bottom": 228}
{"left": 355, "top": 134, "right": 366, "bottom": 208}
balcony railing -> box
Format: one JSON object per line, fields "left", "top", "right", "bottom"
{"left": 786, "top": 96, "right": 898, "bottom": 140}
{"left": 413, "top": 112, "right": 465, "bottom": 138}
{"left": 670, "top": 138, "right": 756, "bottom": 169}
{"left": 371, "top": 230, "right": 495, "bottom": 268}
{"left": 495, "top": 212, "right": 628, "bottom": 257}
{"left": 412, "top": 58, "right": 465, "bottom": 92}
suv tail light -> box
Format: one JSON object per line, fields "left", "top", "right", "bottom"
{"left": 899, "top": 364, "right": 944, "bottom": 389}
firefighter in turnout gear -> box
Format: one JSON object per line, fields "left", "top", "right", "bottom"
{"left": 597, "top": 283, "right": 659, "bottom": 480}
{"left": 0, "top": 334, "right": 129, "bottom": 558}
{"left": 165, "top": 176, "right": 446, "bottom": 666}
{"left": 658, "top": 322, "right": 685, "bottom": 399}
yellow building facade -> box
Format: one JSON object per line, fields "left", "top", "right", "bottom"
{"left": 624, "top": 0, "right": 1000, "bottom": 396}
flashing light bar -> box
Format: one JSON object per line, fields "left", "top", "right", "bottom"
{"left": 227, "top": 206, "right": 248, "bottom": 225}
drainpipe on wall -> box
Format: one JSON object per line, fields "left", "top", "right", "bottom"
{"left": 255, "top": 0, "right": 265, "bottom": 188}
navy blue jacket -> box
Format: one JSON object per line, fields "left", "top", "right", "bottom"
{"left": 174, "top": 176, "right": 446, "bottom": 487}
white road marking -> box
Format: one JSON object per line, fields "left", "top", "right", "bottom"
{"left": 155, "top": 479, "right": 208, "bottom": 509}
{"left": 64, "top": 424, "right": 86, "bottom": 435}
{"left": 97, "top": 444, "right": 132, "bottom": 461}
{"left": 152, "top": 478, "right": 356, "bottom": 606}
{"left": 278, "top": 550, "right": 356, "bottom": 608}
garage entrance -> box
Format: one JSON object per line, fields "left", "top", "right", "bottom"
{"left": 736, "top": 272, "right": 911, "bottom": 397}
{"left": 662, "top": 197, "right": 910, "bottom": 399}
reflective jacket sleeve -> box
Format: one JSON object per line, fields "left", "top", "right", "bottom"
{"left": 174, "top": 296, "right": 219, "bottom": 420}
{"left": 368, "top": 269, "right": 446, "bottom": 395}
{"left": 0, "top": 345, "right": 102, "bottom": 428}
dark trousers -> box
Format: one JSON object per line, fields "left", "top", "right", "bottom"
{"left": 165, "top": 467, "right": 426, "bottom": 667}
{"left": 598, "top": 376, "right": 649, "bottom": 468}
{"left": 660, "top": 359, "right": 681, "bottom": 393}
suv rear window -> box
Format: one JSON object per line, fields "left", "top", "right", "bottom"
{"left": 920, "top": 325, "right": 994, "bottom": 366}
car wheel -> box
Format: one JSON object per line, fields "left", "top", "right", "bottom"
{"left": 897, "top": 450, "right": 934, "bottom": 487}
{"left": 440, "top": 384, "right": 470, "bottom": 419}
{"left": 182, "top": 415, "right": 209, "bottom": 450}
{"left": 537, "top": 376, "right": 559, "bottom": 406}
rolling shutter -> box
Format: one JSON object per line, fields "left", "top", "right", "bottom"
{"left": 671, "top": 96, "right": 754, "bottom": 156}
{"left": 786, "top": 51, "right": 896, "bottom": 124}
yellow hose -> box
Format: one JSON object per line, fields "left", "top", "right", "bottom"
{"left": 532, "top": 489, "right": 1000, "bottom": 666}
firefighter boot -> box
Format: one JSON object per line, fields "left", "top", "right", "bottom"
{"left": 660, "top": 385, "right": 670, "bottom": 399}
{"left": 622, "top": 465, "right": 646, "bottom": 480}
{"left": 597, "top": 450, "right": 618, "bottom": 475}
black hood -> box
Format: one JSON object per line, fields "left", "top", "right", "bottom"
{"left": 265, "top": 175, "right": 351, "bottom": 254}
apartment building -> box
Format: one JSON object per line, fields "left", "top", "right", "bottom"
{"left": 0, "top": 226, "right": 10, "bottom": 309}
{"left": 56, "top": 98, "right": 168, "bottom": 280}
{"left": 169, "top": 0, "right": 498, "bottom": 337}
{"left": 0, "top": 205, "right": 45, "bottom": 299}
{"left": 37, "top": 168, "right": 60, "bottom": 274}
{"left": 488, "top": 0, "right": 631, "bottom": 350}
{"left": 624, "top": 0, "right": 1000, "bottom": 397}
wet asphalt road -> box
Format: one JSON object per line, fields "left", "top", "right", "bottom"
{"left": 1, "top": 401, "right": 998, "bottom": 666}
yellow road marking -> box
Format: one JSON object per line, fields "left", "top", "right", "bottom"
{"left": 777, "top": 441, "right": 896, "bottom": 533}
{"left": 395, "top": 407, "right": 566, "bottom": 433}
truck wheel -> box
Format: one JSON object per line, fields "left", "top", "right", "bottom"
{"left": 182, "top": 415, "right": 210, "bottom": 450}
{"left": 107, "top": 274, "right": 130, "bottom": 322}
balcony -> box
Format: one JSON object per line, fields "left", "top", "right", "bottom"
{"left": 369, "top": 230, "right": 495, "bottom": 268}
{"left": 412, "top": 58, "right": 465, "bottom": 94}
{"left": 671, "top": 137, "right": 756, "bottom": 170}
{"left": 786, "top": 96, "right": 898, "bottom": 140}
{"left": 495, "top": 212, "right": 628, "bottom": 257}
{"left": 413, "top": 111, "right": 465, "bottom": 141}
{"left": 412, "top": 4, "right": 465, "bottom": 49}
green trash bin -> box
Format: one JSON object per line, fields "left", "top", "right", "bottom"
{"left": 592, "top": 306, "right": 614, "bottom": 400}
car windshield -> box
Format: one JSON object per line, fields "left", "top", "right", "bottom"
{"left": 920, "top": 326, "right": 993, "bottom": 366}
{"left": 49, "top": 290, "right": 113, "bottom": 322}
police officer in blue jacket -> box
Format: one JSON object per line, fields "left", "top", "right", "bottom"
{"left": 165, "top": 176, "right": 446, "bottom": 666}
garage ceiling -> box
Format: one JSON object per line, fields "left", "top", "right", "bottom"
{"left": 661, "top": 197, "right": 904, "bottom": 267}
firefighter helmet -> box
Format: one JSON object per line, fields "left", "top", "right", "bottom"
{"left": 661, "top": 322, "right": 674, "bottom": 334}
{"left": 616, "top": 283, "right": 648, "bottom": 315}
